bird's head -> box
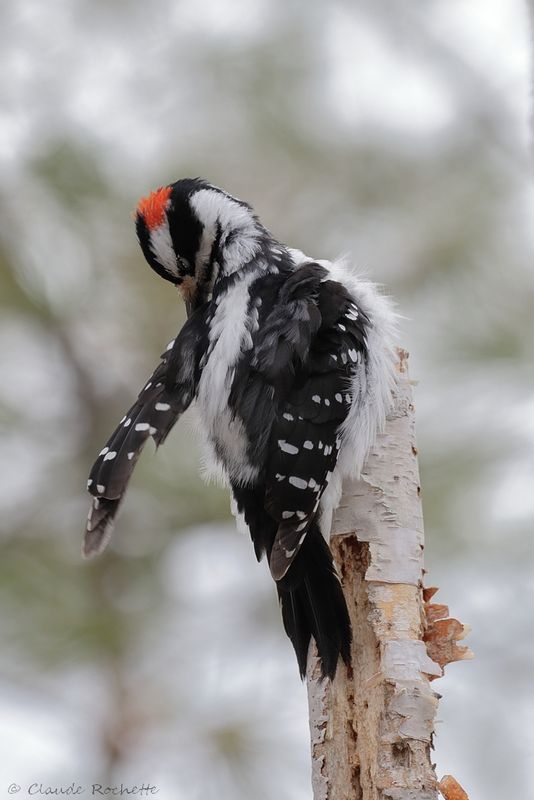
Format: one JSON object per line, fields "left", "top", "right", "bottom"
{"left": 135, "top": 178, "right": 262, "bottom": 313}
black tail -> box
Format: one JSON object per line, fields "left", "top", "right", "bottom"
{"left": 277, "top": 522, "right": 352, "bottom": 680}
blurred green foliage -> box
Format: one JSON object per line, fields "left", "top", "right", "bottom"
{"left": 0, "top": 1, "right": 533, "bottom": 798}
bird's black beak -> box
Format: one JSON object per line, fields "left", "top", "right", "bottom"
{"left": 184, "top": 288, "right": 203, "bottom": 318}
{"left": 178, "top": 278, "right": 202, "bottom": 319}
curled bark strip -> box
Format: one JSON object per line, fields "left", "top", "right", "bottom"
{"left": 438, "top": 774, "right": 469, "bottom": 800}
{"left": 424, "top": 589, "right": 474, "bottom": 678}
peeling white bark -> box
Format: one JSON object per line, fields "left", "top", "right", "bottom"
{"left": 307, "top": 351, "right": 442, "bottom": 800}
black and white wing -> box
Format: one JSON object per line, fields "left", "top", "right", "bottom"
{"left": 234, "top": 262, "right": 369, "bottom": 579}
{"left": 264, "top": 266, "right": 368, "bottom": 580}
{"left": 84, "top": 306, "right": 209, "bottom": 556}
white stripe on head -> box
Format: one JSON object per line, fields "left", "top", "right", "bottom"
{"left": 149, "top": 222, "right": 179, "bottom": 280}
{"left": 190, "top": 188, "right": 261, "bottom": 273}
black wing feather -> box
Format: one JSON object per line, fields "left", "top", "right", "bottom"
{"left": 84, "top": 306, "right": 209, "bottom": 556}
{"left": 246, "top": 266, "right": 369, "bottom": 580}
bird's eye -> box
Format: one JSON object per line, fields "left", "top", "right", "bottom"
{"left": 177, "top": 255, "right": 191, "bottom": 273}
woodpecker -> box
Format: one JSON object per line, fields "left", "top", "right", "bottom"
{"left": 85, "top": 178, "right": 397, "bottom": 679}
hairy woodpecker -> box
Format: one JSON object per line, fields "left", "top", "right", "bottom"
{"left": 85, "top": 178, "right": 397, "bottom": 679}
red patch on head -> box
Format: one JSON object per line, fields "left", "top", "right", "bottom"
{"left": 136, "top": 185, "right": 172, "bottom": 230}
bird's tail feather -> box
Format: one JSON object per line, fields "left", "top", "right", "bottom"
{"left": 277, "top": 522, "right": 352, "bottom": 679}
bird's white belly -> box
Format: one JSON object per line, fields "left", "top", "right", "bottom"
{"left": 196, "top": 274, "right": 260, "bottom": 485}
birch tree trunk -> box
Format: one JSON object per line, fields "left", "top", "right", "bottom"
{"left": 307, "top": 350, "right": 471, "bottom": 800}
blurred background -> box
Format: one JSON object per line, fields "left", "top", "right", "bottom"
{"left": 0, "top": 0, "right": 533, "bottom": 797}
